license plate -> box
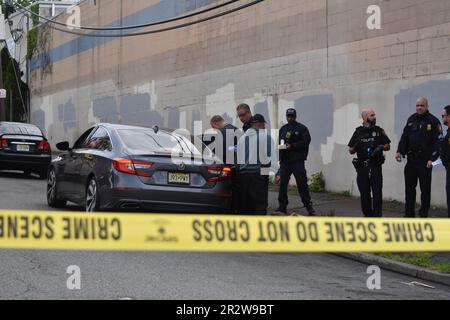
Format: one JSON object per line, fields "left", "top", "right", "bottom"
{"left": 168, "top": 172, "right": 190, "bottom": 185}
{"left": 16, "top": 145, "right": 30, "bottom": 152}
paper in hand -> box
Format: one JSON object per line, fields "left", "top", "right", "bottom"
{"left": 432, "top": 159, "right": 443, "bottom": 167}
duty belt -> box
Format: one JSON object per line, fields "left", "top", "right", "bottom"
{"left": 352, "top": 157, "right": 385, "bottom": 169}
{"left": 352, "top": 158, "right": 370, "bottom": 169}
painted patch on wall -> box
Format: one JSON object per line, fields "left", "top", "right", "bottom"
{"left": 294, "top": 94, "right": 334, "bottom": 148}
{"left": 58, "top": 100, "right": 76, "bottom": 133}
{"left": 93, "top": 96, "right": 119, "bottom": 123}
{"left": 120, "top": 93, "right": 163, "bottom": 127}
{"left": 395, "top": 80, "right": 450, "bottom": 137}
{"left": 168, "top": 107, "right": 181, "bottom": 129}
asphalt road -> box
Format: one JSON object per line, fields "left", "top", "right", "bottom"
{"left": 0, "top": 170, "right": 449, "bottom": 300}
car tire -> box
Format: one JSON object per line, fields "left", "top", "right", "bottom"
{"left": 47, "top": 168, "right": 67, "bottom": 208}
{"left": 86, "top": 177, "right": 100, "bottom": 212}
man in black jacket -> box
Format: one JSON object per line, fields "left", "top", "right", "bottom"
{"left": 348, "top": 108, "right": 391, "bottom": 217}
{"left": 236, "top": 104, "right": 253, "bottom": 133}
{"left": 210, "top": 115, "right": 240, "bottom": 213}
{"left": 275, "top": 109, "right": 315, "bottom": 215}
{"left": 440, "top": 105, "right": 450, "bottom": 218}
{"left": 396, "top": 97, "right": 442, "bottom": 218}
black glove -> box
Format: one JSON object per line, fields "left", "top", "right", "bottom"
{"left": 371, "top": 145, "right": 384, "bottom": 160}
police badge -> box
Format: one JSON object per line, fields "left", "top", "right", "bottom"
{"left": 286, "top": 132, "right": 292, "bottom": 140}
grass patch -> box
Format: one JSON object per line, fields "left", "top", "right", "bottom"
{"left": 376, "top": 253, "right": 450, "bottom": 274}
{"left": 330, "top": 190, "right": 352, "bottom": 198}
{"left": 308, "top": 172, "right": 325, "bottom": 193}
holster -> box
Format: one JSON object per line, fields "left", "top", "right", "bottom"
{"left": 352, "top": 156, "right": 385, "bottom": 169}
{"left": 352, "top": 159, "right": 369, "bottom": 169}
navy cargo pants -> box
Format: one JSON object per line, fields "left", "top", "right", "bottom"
{"left": 278, "top": 161, "right": 312, "bottom": 211}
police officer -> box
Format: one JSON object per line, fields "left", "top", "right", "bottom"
{"left": 348, "top": 108, "right": 391, "bottom": 217}
{"left": 275, "top": 108, "right": 315, "bottom": 215}
{"left": 237, "top": 114, "right": 274, "bottom": 215}
{"left": 396, "top": 97, "right": 442, "bottom": 218}
{"left": 440, "top": 105, "right": 450, "bottom": 218}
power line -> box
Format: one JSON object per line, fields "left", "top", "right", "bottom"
{"left": 13, "top": 0, "right": 241, "bottom": 31}
{"left": 33, "top": 0, "right": 265, "bottom": 38}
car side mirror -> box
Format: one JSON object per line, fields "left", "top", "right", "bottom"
{"left": 56, "top": 141, "right": 70, "bottom": 151}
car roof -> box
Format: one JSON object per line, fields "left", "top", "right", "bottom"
{"left": 0, "top": 122, "right": 44, "bottom": 136}
{"left": 0, "top": 121, "right": 40, "bottom": 127}
{"left": 99, "top": 123, "right": 174, "bottom": 133}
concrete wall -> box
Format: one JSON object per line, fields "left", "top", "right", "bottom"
{"left": 30, "top": 0, "right": 450, "bottom": 206}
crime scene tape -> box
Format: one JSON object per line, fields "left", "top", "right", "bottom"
{"left": 0, "top": 210, "right": 449, "bottom": 252}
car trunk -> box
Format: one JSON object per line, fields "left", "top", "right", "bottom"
{"left": 124, "top": 153, "right": 228, "bottom": 189}
{"left": 0, "top": 134, "right": 46, "bottom": 154}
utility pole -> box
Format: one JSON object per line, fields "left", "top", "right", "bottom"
{"left": 26, "top": 13, "right": 30, "bottom": 123}
{"left": 9, "top": 90, "right": 13, "bottom": 121}
{"left": 0, "top": 9, "right": 5, "bottom": 121}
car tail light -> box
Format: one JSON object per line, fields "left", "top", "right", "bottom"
{"left": 0, "top": 138, "right": 8, "bottom": 149}
{"left": 207, "top": 166, "right": 232, "bottom": 182}
{"left": 38, "top": 140, "right": 51, "bottom": 152}
{"left": 112, "top": 158, "right": 154, "bottom": 177}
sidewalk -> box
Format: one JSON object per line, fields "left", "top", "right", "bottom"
{"left": 267, "top": 186, "right": 449, "bottom": 218}
{"left": 266, "top": 185, "right": 450, "bottom": 286}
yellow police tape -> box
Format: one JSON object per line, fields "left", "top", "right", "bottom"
{"left": 0, "top": 210, "right": 449, "bottom": 252}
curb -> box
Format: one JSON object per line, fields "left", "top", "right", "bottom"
{"left": 333, "top": 252, "right": 450, "bottom": 287}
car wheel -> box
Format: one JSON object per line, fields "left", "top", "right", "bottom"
{"left": 86, "top": 177, "right": 100, "bottom": 212}
{"left": 47, "top": 169, "right": 67, "bottom": 208}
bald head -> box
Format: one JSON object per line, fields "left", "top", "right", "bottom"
{"left": 361, "top": 108, "right": 376, "bottom": 125}
{"left": 416, "top": 97, "right": 429, "bottom": 115}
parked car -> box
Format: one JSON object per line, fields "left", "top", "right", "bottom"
{"left": 0, "top": 122, "right": 51, "bottom": 178}
{"left": 47, "top": 123, "right": 232, "bottom": 213}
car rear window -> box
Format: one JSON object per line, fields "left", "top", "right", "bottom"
{"left": 0, "top": 124, "right": 42, "bottom": 136}
{"left": 118, "top": 129, "right": 206, "bottom": 156}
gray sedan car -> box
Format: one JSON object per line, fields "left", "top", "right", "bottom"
{"left": 47, "top": 123, "right": 232, "bottom": 213}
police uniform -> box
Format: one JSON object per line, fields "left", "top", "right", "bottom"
{"left": 440, "top": 128, "right": 450, "bottom": 217}
{"left": 277, "top": 111, "right": 314, "bottom": 214}
{"left": 348, "top": 125, "right": 391, "bottom": 217}
{"left": 397, "top": 111, "right": 442, "bottom": 217}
